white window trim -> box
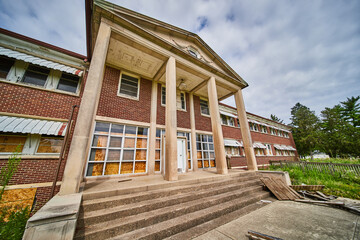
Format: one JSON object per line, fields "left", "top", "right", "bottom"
{"left": 200, "top": 98, "right": 210, "bottom": 117}
{"left": 161, "top": 86, "right": 187, "bottom": 111}
{"left": 0, "top": 133, "right": 62, "bottom": 155}
{"left": 117, "top": 71, "right": 140, "bottom": 101}
{"left": 3, "top": 59, "right": 81, "bottom": 96}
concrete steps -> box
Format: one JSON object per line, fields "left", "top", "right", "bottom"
{"left": 75, "top": 172, "right": 271, "bottom": 240}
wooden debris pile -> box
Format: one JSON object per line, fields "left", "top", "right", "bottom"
{"left": 260, "top": 177, "right": 360, "bottom": 215}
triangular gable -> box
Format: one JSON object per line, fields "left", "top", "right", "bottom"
{"left": 92, "top": 0, "right": 248, "bottom": 87}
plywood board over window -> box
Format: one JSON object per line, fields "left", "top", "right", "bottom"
{"left": 86, "top": 122, "right": 148, "bottom": 177}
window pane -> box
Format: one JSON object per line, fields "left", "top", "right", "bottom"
{"left": 120, "top": 162, "right": 133, "bottom": 174}
{"left": 22, "top": 65, "right": 49, "bottom": 86}
{"left": 136, "top": 138, "right": 147, "bottom": 148}
{"left": 105, "top": 162, "right": 119, "bottom": 175}
{"left": 124, "top": 138, "right": 135, "bottom": 148}
{"left": 36, "top": 137, "right": 63, "bottom": 153}
{"left": 209, "top": 144, "right": 214, "bottom": 150}
{"left": 135, "top": 161, "right": 146, "bottom": 173}
{"left": 109, "top": 137, "right": 122, "bottom": 148}
{"left": 0, "top": 56, "right": 15, "bottom": 79}
{"left": 135, "top": 150, "right": 147, "bottom": 160}
{"left": 0, "top": 135, "right": 26, "bottom": 153}
{"left": 202, "top": 143, "right": 208, "bottom": 150}
{"left": 198, "top": 160, "right": 203, "bottom": 168}
{"left": 155, "top": 150, "right": 160, "bottom": 160}
{"left": 155, "top": 161, "right": 160, "bottom": 171}
{"left": 92, "top": 135, "right": 108, "bottom": 147}
{"left": 94, "top": 122, "right": 110, "bottom": 134}
{"left": 155, "top": 139, "right": 160, "bottom": 149}
{"left": 123, "top": 150, "right": 134, "bottom": 160}
{"left": 137, "top": 127, "right": 148, "bottom": 137}
{"left": 111, "top": 124, "right": 123, "bottom": 136}
{"left": 119, "top": 74, "right": 138, "bottom": 97}
{"left": 204, "top": 160, "right": 210, "bottom": 168}
{"left": 89, "top": 149, "right": 106, "bottom": 161}
{"left": 57, "top": 73, "right": 79, "bottom": 93}
{"left": 107, "top": 150, "right": 121, "bottom": 161}
{"left": 161, "top": 87, "right": 166, "bottom": 105}
{"left": 125, "top": 126, "right": 137, "bottom": 136}
{"left": 86, "top": 163, "right": 104, "bottom": 176}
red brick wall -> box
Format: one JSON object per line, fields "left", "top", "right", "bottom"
{"left": 194, "top": 95, "right": 211, "bottom": 132}
{"left": 156, "top": 84, "right": 191, "bottom": 129}
{"left": 0, "top": 72, "right": 87, "bottom": 212}
{"left": 97, "top": 66, "right": 151, "bottom": 123}
{"left": 0, "top": 81, "right": 81, "bottom": 119}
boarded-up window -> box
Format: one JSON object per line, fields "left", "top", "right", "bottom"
{"left": 36, "top": 137, "right": 63, "bottom": 154}
{"left": 0, "top": 135, "right": 26, "bottom": 153}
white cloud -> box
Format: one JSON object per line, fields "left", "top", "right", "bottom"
{"left": 1, "top": 0, "right": 359, "bottom": 124}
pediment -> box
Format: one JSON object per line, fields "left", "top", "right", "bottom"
{"left": 93, "top": 0, "right": 247, "bottom": 87}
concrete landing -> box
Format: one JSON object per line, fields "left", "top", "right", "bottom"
{"left": 83, "top": 169, "right": 251, "bottom": 194}
{"left": 194, "top": 200, "right": 359, "bottom": 240}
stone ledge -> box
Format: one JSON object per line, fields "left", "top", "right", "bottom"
{"left": 258, "top": 170, "right": 292, "bottom": 186}
{"left": 23, "top": 193, "right": 82, "bottom": 240}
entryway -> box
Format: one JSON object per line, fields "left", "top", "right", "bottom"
{"left": 177, "top": 138, "right": 186, "bottom": 173}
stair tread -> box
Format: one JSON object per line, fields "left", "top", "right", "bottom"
{"left": 81, "top": 178, "right": 261, "bottom": 220}
{"left": 82, "top": 173, "right": 258, "bottom": 207}
{"left": 110, "top": 191, "right": 270, "bottom": 240}
{"left": 74, "top": 185, "right": 264, "bottom": 239}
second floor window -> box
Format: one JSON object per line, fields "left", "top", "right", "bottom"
{"left": 22, "top": 65, "right": 50, "bottom": 87}
{"left": 118, "top": 73, "right": 139, "bottom": 99}
{"left": 200, "top": 99, "right": 209, "bottom": 115}
{"left": 57, "top": 73, "right": 79, "bottom": 93}
{"left": 0, "top": 56, "right": 14, "bottom": 79}
{"left": 161, "top": 86, "right": 186, "bottom": 111}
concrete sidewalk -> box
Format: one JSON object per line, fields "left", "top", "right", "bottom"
{"left": 194, "top": 201, "right": 359, "bottom": 240}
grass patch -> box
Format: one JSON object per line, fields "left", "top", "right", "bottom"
{"left": 269, "top": 164, "right": 360, "bottom": 200}
{"left": 303, "top": 158, "right": 360, "bottom": 164}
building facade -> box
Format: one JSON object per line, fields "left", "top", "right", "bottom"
{"left": 0, "top": 0, "right": 297, "bottom": 211}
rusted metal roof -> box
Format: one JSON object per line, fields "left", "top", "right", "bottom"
{"left": 0, "top": 46, "right": 83, "bottom": 76}
{"left": 0, "top": 115, "right": 67, "bottom": 136}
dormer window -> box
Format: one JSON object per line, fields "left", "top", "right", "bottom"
{"left": 188, "top": 47, "right": 200, "bottom": 59}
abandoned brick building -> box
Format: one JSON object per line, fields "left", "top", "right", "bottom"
{"left": 0, "top": 0, "right": 297, "bottom": 214}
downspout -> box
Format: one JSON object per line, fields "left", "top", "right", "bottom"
{"left": 50, "top": 105, "right": 78, "bottom": 198}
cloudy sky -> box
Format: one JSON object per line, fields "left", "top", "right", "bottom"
{"left": 1, "top": 0, "right": 359, "bottom": 124}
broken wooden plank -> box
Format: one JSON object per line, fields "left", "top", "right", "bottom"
{"left": 260, "top": 177, "right": 301, "bottom": 201}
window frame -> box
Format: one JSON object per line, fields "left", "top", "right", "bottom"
{"left": 161, "top": 86, "right": 187, "bottom": 111}
{"left": 200, "top": 98, "right": 210, "bottom": 116}
{"left": 21, "top": 64, "right": 50, "bottom": 87}
{"left": 56, "top": 72, "right": 80, "bottom": 94}
{"left": 117, "top": 72, "right": 140, "bottom": 100}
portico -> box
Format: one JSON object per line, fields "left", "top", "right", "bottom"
{"left": 59, "top": 4, "right": 257, "bottom": 195}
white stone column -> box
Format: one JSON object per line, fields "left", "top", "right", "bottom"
{"left": 189, "top": 93, "right": 198, "bottom": 171}
{"left": 234, "top": 89, "right": 258, "bottom": 171}
{"left": 207, "top": 76, "right": 228, "bottom": 174}
{"left": 164, "top": 56, "right": 178, "bottom": 181}
{"left": 59, "top": 22, "right": 111, "bottom": 195}
{"left": 148, "top": 80, "right": 158, "bottom": 175}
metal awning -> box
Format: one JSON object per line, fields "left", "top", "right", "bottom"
{"left": 0, "top": 46, "right": 83, "bottom": 76}
{"left": 224, "top": 139, "right": 243, "bottom": 147}
{"left": 219, "top": 110, "right": 237, "bottom": 118}
{"left": 253, "top": 142, "right": 267, "bottom": 149}
{"left": 0, "top": 115, "right": 67, "bottom": 136}
{"left": 274, "top": 145, "right": 296, "bottom": 151}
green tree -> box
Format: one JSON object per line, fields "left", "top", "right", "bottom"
{"left": 340, "top": 96, "right": 360, "bottom": 127}
{"left": 319, "top": 105, "right": 349, "bottom": 157}
{"left": 270, "top": 114, "right": 284, "bottom": 124}
{"left": 290, "top": 103, "right": 320, "bottom": 158}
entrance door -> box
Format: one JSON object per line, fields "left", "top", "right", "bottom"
{"left": 177, "top": 138, "right": 186, "bottom": 173}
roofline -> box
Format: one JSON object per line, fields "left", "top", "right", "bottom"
{"left": 219, "top": 102, "right": 291, "bottom": 128}
{"left": 0, "top": 27, "right": 87, "bottom": 60}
